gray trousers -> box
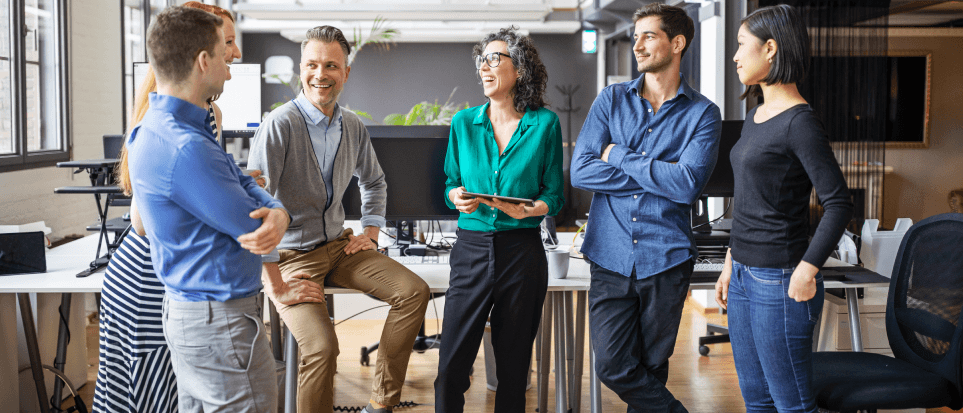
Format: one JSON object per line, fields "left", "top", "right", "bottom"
{"left": 163, "top": 295, "right": 278, "bottom": 413}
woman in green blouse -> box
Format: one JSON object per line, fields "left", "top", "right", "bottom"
{"left": 435, "top": 27, "right": 565, "bottom": 412}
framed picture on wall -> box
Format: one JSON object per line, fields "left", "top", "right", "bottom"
{"left": 808, "top": 51, "right": 932, "bottom": 148}
{"left": 883, "top": 51, "right": 931, "bottom": 149}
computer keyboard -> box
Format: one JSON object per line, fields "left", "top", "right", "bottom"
{"left": 693, "top": 262, "right": 725, "bottom": 272}
{"left": 390, "top": 255, "right": 450, "bottom": 265}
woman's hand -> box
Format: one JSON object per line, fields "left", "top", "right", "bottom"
{"left": 714, "top": 249, "right": 733, "bottom": 309}
{"left": 449, "top": 187, "right": 480, "bottom": 214}
{"left": 787, "top": 260, "right": 819, "bottom": 302}
{"left": 480, "top": 197, "right": 533, "bottom": 220}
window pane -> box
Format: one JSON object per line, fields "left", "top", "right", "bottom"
{"left": 0, "top": 0, "right": 9, "bottom": 58}
{"left": 25, "top": 0, "right": 61, "bottom": 152}
{"left": 0, "top": 60, "right": 11, "bottom": 155}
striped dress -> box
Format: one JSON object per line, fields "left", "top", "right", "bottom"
{"left": 93, "top": 104, "right": 218, "bottom": 412}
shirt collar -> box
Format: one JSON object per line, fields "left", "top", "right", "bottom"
{"left": 627, "top": 72, "right": 696, "bottom": 101}
{"left": 295, "top": 92, "right": 342, "bottom": 126}
{"left": 148, "top": 92, "right": 213, "bottom": 136}
{"left": 472, "top": 101, "right": 539, "bottom": 128}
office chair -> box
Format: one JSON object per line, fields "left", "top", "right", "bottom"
{"left": 811, "top": 212, "right": 963, "bottom": 413}
{"left": 360, "top": 293, "right": 444, "bottom": 366}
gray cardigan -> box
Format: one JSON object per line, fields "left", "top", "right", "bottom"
{"left": 248, "top": 101, "right": 386, "bottom": 250}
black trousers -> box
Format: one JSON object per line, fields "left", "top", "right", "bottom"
{"left": 588, "top": 260, "right": 693, "bottom": 413}
{"left": 434, "top": 228, "right": 548, "bottom": 413}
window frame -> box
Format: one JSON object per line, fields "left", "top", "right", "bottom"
{"left": 0, "top": 0, "right": 70, "bottom": 173}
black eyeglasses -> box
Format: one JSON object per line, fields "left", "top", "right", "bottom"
{"left": 475, "top": 52, "right": 511, "bottom": 69}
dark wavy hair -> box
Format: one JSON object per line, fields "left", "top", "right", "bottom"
{"left": 472, "top": 27, "right": 549, "bottom": 113}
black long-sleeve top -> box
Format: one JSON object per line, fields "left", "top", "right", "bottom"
{"left": 729, "top": 104, "right": 853, "bottom": 269}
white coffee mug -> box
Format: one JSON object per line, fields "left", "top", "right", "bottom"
{"left": 546, "top": 249, "right": 570, "bottom": 279}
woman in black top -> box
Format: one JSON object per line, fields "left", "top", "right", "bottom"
{"left": 715, "top": 5, "right": 853, "bottom": 413}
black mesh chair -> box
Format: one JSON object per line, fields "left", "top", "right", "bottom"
{"left": 812, "top": 212, "right": 963, "bottom": 413}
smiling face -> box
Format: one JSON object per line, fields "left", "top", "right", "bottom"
{"left": 221, "top": 18, "right": 241, "bottom": 80}
{"left": 204, "top": 28, "right": 230, "bottom": 97}
{"left": 633, "top": 16, "right": 676, "bottom": 74}
{"left": 478, "top": 40, "right": 518, "bottom": 102}
{"left": 733, "top": 24, "right": 773, "bottom": 86}
{"left": 300, "top": 39, "right": 350, "bottom": 116}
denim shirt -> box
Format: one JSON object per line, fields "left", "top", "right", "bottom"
{"left": 128, "top": 93, "right": 286, "bottom": 301}
{"left": 571, "top": 74, "right": 722, "bottom": 279}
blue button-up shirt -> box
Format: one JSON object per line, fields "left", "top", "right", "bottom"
{"left": 128, "top": 93, "right": 286, "bottom": 302}
{"left": 571, "top": 74, "right": 721, "bottom": 279}
{"left": 294, "top": 93, "right": 341, "bottom": 210}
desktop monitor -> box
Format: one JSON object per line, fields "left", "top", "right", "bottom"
{"left": 701, "top": 120, "right": 744, "bottom": 198}
{"left": 342, "top": 126, "right": 459, "bottom": 222}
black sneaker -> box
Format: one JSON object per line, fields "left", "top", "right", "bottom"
{"left": 361, "top": 402, "right": 391, "bottom": 413}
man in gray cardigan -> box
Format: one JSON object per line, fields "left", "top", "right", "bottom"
{"left": 247, "top": 26, "right": 430, "bottom": 413}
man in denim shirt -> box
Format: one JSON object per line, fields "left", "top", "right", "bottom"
{"left": 571, "top": 4, "right": 721, "bottom": 412}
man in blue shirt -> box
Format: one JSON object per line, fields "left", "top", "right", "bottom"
{"left": 571, "top": 4, "right": 721, "bottom": 412}
{"left": 128, "top": 7, "right": 303, "bottom": 412}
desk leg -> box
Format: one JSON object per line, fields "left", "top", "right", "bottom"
{"left": 553, "top": 292, "right": 568, "bottom": 413}
{"left": 18, "top": 293, "right": 51, "bottom": 413}
{"left": 845, "top": 288, "right": 863, "bottom": 352}
{"left": 564, "top": 292, "right": 575, "bottom": 411}
{"left": 589, "top": 341, "right": 602, "bottom": 413}
{"left": 571, "top": 291, "right": 586, "bottom": 413}
{"left": 538, "top": 292, "right": 553, "bottom": 413}
{"left": 284, "top": 328, "right": 299, "bottom": 413}
{"left": 50, "top": 293, "right": 72, "bottom": 408}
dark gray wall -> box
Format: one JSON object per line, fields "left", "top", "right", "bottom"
{"left": 241, "top": 32, "right": 597, "bottom": 224}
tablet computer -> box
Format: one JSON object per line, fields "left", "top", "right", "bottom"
{"left": 461, "top": 191, "right": 535, "bottom": 207}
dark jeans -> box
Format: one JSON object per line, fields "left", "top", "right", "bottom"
{"left": 588, "top": 260, "right": 692, "bottom": 413}
{"left": 727, "top": 260, "right": 824, "bottom": 413}
{"left": 434, "top": 228, "right": 548, "bottom": 413}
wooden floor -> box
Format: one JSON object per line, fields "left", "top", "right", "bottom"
{"left": 69, "top": 299, "right": 956, "bottom": 412}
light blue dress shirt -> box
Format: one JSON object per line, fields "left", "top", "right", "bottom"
{"left": 571, "top": 74, "right": 722, "bottom": 279}
{"left": 128, "top": 93, "right": 286, "bottom": 302}
{"left": 292, "top": 93, "right": 385, "bottom": 230}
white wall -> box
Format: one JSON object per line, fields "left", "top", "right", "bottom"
{"left": 0, "top": 1, "right": 124, "bottom": 242}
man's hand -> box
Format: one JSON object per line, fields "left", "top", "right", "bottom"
{"left": 344, "top": 232, "right": 376, "bottom": 255}
{"left": 787, "top": 261, "right": 819, "bottom": 302}
{"left": 601, "top": 144, "right": 617, "bottom": 163}
{"left": 238, "top": 207, "right": 289, "bottom": 254}
{"left": 714, "top": 249, "right": 734, "bottom": 310}
{"left": 449, "top": 186, "right": 480, "bottom": 214}
{"left": 262, "top": 265, "right": 324, "bottom": 306}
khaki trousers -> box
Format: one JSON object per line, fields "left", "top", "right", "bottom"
{"left": 275, "top": 229, "right": 430, "bottom": 412}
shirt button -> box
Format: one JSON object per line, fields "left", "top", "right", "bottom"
{"left": 633, "top": 218, "right": 637, "bottom": 221}
{"left": 492, "top": 214, "right": 496, "bottom": 217}
{"left": 648, "top": 109, "right": 652, "bottom": 113}
{"left": 641, "top": 151, "right": 646, "bottom": 156}
{"left": 495, "top": 171, "right": 498, "bottom": 174}
{"left": 634, "top": 240, "right": 638, "bottom": 244}
{"left": 494, "top": 192, "right": 498, "bottom": 196}
{"left": 634, "top": 195, "right": 638, "bottom": 199}
{"left": 648, "top": 128, "right": 652, "bottom": 133}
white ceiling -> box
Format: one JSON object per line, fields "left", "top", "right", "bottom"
{"left": 233, "top": 0, "right": 586, "bottom": 43}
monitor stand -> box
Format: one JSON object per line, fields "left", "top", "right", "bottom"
{"left": 691, "top": 196, "right": 711, "bottom": 233}
{"left": 391, "top": 220, "right": 416, "bottom": 254}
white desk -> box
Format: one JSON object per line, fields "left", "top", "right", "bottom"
{"left": 0, "top": 234, "right": 104, "bottom": 413}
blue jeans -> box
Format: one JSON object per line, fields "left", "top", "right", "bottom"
{"left": 727, "top": 260, "right": 824, "bottom": 413}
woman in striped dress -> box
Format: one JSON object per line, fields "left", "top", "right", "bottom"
{"left": 93, "top": 3, "right": 256, "bottom": 411}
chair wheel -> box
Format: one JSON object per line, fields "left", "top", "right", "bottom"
{"left": 360, "top": 347, "right": 370, "bottom": 366}
{"left": 699, "top": 345, "right": 710, "bottom": 356}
